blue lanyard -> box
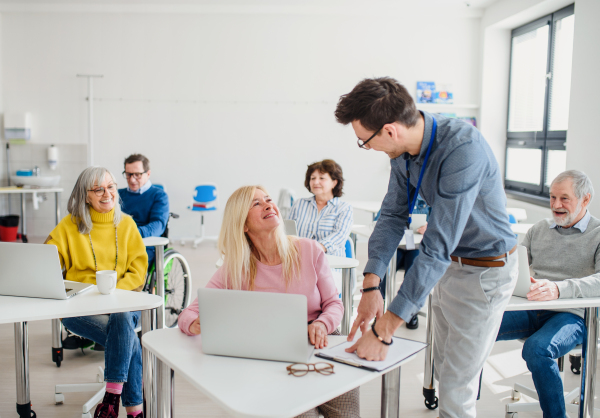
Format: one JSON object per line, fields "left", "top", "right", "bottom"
{"left": 406, "top": 117, "right": 437, "bottom": 226}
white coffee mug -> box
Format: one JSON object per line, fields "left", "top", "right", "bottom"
{"left": 96, "top": 270, "right": 117, "bottom": 295}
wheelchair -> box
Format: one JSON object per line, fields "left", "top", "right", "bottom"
{"left": 51, "top": 212, "right": 192, "bottom": 366}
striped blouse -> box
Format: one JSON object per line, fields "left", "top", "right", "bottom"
{"left": 288, "top": 196, "right": 353, "bottom": 258}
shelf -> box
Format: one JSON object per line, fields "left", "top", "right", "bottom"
{"left": 417, "top": 103, "right": 479, "bottom": 109}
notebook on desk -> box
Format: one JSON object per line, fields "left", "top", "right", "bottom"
{"left": 316, "top": 337, "right": 427, "bottom": 372}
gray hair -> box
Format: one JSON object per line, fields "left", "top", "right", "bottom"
{"left": 67, "top": 167, "right": 123, "bottom": 234}
{"left": 550, "top": 170, "right": 594, "bottom": 202}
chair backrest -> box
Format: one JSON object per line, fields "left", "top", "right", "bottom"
{"left": 278, "top": 188, "right": 297, "bottom": 219}
{"left": 508, "top": 214, "right": 517, "bottom": 224}
{"left": 283, "top": 219, "right": 297, "bottom": 236}
{"left": 193, "top": 185, "right": 218, "bottom": 205}
{"left": 345, "top": 237, "right": 355, "bottom": 259}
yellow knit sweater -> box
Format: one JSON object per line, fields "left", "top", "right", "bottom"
{"left": 46, "top": 208, "right": 148, "bottom": 291}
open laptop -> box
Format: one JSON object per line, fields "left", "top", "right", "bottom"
{"left": 0, "top": 242, "right": 94, "bottom": 299}
{"left": 198, "top": 288, "right": 314, "bottom": 363}
{"left": 512, "top": 245, "right": 532, "bottom": 298}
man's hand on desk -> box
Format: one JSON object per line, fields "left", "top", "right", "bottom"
{"left": 347, "top": 273, "right": 384, "bottom": 341}
{"left": 345, "top": 311, "right": 404, "bottom": 361}
{"left": 527, "top": 277, "right": 560, "bottom": 301}
{"left": 190, "top": 317, "right": 201, "bottom": 335}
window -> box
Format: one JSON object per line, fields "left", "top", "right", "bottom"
{"left": 504, "top": 4, "right": 574, "bottom": 200}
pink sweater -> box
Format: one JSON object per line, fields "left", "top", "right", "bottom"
{"left": 178, "top": 238, "right": 344, "bottom": 335}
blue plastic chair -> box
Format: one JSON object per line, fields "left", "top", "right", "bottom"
{"left": 184, "top": 184, "right": 218, "bottom": 248}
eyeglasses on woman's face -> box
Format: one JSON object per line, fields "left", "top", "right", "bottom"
{"left": 88, "top": 183, "right": 117, "bottom": 196}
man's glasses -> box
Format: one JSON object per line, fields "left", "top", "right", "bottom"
{"left": 357, "top": 127, "right": 383, "bottom": 149}
{"left": 286, "top": 362, "right": 335, "bottom": 377}
{"left": 88, "top": 184, "right": 117, "bottom": 196}
{"left": 123, "top": 171, "right": 147, "bottom": 180}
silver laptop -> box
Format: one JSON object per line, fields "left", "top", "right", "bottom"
{"left": 198, "top": 288, "right": 314, "bottom": 363}
{"left": 512, "top": 245, "right": 532, "bottom": 298}
{"left": 0, "top": 242, "right": 94, "bottom": 299}
{"left": 283, "top": 219, "right": 298, "bottom": 236}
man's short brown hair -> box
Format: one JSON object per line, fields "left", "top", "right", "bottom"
{"left": 124, "top": 154, "right": 150, "bottom": 172}
{"left": 334, "top": 77, "right": 420, "bottom": 131}
{"left": 304, "top": 159, "right": 345, "bottom": 198}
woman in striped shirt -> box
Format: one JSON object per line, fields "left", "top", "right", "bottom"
{"left": 288, "top": 159, "right": 353, "bottom": 294}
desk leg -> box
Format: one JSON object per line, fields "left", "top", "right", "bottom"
{"left": 15, "top": 322, "right": 34, "bottom": 418}
{"left": 51, "top": 319, "right": 63, "bottom": 367}
{"left": 423, "top": 292, "right": 437, "bottom": 410}
{"left": 381, "top": 367, "right": 401, "bottom": 418}
{"left": 385, "top": 252, "right": 397, "bottom": 312}
{"left": 142, "top": 308, "right": 157, "bottom": 418}
{"left": 155, "top": 245, "right": 166, "bottom": 329}
{"left": 350, "top": 232, "right": 357, "bottom": 258}
{"left": 156, "top": 358, "right": 174, "bottom": 418}
{"left": 580, "top": 307, "right": 598, "bottom": 418}
{"left": 20, "top": 194, "right": 27, "bottom": 243}
{"left": 55, "top": 191, "right": 61, "bottom": 224}
{"left": 341, "top": 267, "right": 353, "bottom": 335}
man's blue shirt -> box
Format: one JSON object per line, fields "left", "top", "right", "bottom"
{"left": 365, "top": 111, "right": 517, "bottom": 322}
{"left": 119, "top": 184, "right": 169, "bottom": 266}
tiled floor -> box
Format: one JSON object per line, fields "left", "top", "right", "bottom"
{"left": 0, "top": 238, "right": 593, "bottom": 417}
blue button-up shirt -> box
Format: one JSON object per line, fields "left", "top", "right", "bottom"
{"left": 365, "top": 111, "right": 517, "bottom": 322}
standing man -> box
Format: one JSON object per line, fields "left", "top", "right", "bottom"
{"left": 335, "top": 77, "right": 518, "bottom": 418}
{"left": 119, "top": 154, "right": 169, "bottom": 267}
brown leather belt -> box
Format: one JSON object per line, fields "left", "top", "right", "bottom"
{"left": 450, "top": 245, "right": 517, "bottom": 268}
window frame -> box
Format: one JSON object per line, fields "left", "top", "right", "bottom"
{"left": 504, "top": 4, "right": 574, "bottom": 202}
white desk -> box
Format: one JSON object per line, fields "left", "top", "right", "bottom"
{"left": 0, "top": 289, "right": 163, "bottom": 418}
{"left": 0, "top": 186, "right": 63, "bottom": 243}
{"left": 422, "top": 295, "right": 600, "bottom": 417}
{"left": 215, "top": 255, "right": 360, "bottom": 335}
{"left": 511, "top": 223, "right": 534, "bottom": 235}
{"left": 347, "top": 201, "right": 382, "bottom": 221}
{"left": 142, "top": 328, "right": 419, "bottom": 418}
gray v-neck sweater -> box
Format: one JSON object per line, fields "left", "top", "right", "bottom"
{"left": 522, "top": 214, "right": 600, "bottom": 318}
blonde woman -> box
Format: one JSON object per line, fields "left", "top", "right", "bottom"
{"left": 47, "top": 167, "right": 148, "bottom": 418}
{"left": 178, "top": 185, "right": 360, "bottom": 418}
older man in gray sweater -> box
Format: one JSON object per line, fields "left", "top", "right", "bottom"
{"left": 497, "top": 170, "right": 600, "bottom": 417}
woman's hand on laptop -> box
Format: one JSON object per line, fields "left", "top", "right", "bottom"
{"left": 189, "top": 317, "right": 201, "bottom": 335}
{"left": 308, "top": 321, "right": 328, "bottom": 349}
{"left": 527, "top": 277, "right": 559, "bottom": 301}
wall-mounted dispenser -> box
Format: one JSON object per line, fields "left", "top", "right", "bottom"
{"left": 4, "top": 112, "right": 32, "bottom": 141}
{"left": 48, "top": 145, "right": 58, "bottom": 170}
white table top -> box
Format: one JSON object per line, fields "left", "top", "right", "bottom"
{"left": 143, "top": 328, "right": 416, "bottom": 418}
{"left": 347, "top": 201, "right": 381, "bottom": 214}
{"left": 505, "top": 296, "right": 600, "bottom": 312}
{"left": 351, "top": 225, "right": 423, "bottom": 247}
{"left": 0, "top": 288, "right": 163, "bottom": 324}
{"left": 142, "top": 236, "right": 170, "bottom": 247}
{"left": 216, "top": 254, "right": 359, "bottom": 270}
{"left": 0, "top": 186, "right": 64, "bottom": 194}
{"left": 511, "top": 223, "right": 534, "bottom": 234}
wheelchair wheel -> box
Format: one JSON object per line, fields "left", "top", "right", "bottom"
{"left": 163, "top": 250, "right": 192, "bottom": 328}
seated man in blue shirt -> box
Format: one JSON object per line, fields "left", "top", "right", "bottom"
{"left": 119, "top": 153, "right": 169, "bottom": 267}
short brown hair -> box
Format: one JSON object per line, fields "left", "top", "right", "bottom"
{"left": 304, "top": 159, "right": 344, "bottom": 198}
{"left": 124, "top": 154, "right": 150, "bottom": 172}
{"left": 334, "top": 77, "right": 420, "bottom": 131}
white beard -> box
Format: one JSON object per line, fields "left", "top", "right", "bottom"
{"left": 552, "top": 200, "right": 584, "bottom": 227}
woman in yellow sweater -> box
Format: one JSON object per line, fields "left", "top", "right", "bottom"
{"left": 46, "top": 167, "right": 147, "bottom": 418}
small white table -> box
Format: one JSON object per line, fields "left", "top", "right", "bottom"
{"left": 347, "top": 200, "right": 382, "bottom": 220}
{"left": 142, "top": 328, "right": 419, "bottom": 418}
{"left": 215, "top": 255, "right": 360, "bottom": 335}
{"left": 422, "top": 296, "right": 600, "bottom": 417}
{"left": 0, "top": 186, "right": 63, "bottom": 243}
{"left": 0, "top": 289, "right": 163, "bottom": 418}
{"left": 511, "top": 223, "right": 534, "bottom": 235}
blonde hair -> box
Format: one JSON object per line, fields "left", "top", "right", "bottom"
{"left": 218, "top": 185, "right": 301, "bottom": 290}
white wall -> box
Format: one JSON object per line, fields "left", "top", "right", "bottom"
{"left": 0, "top": 7, "right": 483, "bottom": 237}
